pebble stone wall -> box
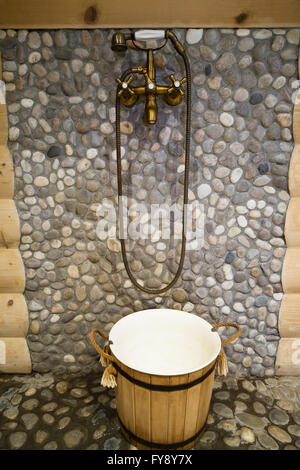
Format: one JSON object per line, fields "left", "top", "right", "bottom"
{"left": 1, "top": 27, "right": 299, "bottom": 377}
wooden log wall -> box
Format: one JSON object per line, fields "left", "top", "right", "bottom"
{"left": 275, "top": 49, "right": 300, "bottom": 375}
{"left": 0, "top": 0, "right": 300, "bottom": 29}
{"left": 0, "top": 53, "right": 31, "bottom": 373}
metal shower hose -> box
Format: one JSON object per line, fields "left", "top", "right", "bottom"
{"left": 115, "top": 40, "right": 191, "bottom": 295}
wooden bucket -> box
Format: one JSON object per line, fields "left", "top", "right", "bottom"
{"left": 90, "top": 309, "right": 240, "bottom": 450}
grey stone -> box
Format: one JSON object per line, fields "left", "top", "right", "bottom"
{"left": 216, "top": 52, "right": 236, "bottom": 72}
{"left": 199, "top": 431, "right": 217, "bottom": 444}
{"left": 9, "top": 432, "right": 27, "bottom": 449}
{"left": 206, "top": 124, "right": 224, "bottom": 139}
{"left": 236, "top": 412, "right": 268, "bottom": 430}
{"left": 258, "top": 432, "right": 279, "bottom": 450}
{"left": 21, "top": 413, "right": 39, "bottom": 430}
{"left": 199, "top": 45, "right": 217, "bottom": 62}
{"left": 269, "top": 408, "right": 289, "bottom": 426}
{"left": 204, "top": 29, "right": 221, "bottom": 46}
{"left": 47, "top": 145, "right": 61, "bottom": 158}
{"left": 104, "top": 437, "right": 121, "bottom": 450}
{"left": 250, "top": 93, "right": 263, "bottom": 105}
{"left": 63, "top": 429, "right": 85, "bottom": 448}
{"left": 28, "top": 32, "right": 41, "bottom": 49}
{"left": 213, "top": 403, "right": 233, "bottom": 419}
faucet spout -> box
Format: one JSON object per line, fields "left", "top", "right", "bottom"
{"left": 145, "top": 94, "right": 157, "bottom": 125}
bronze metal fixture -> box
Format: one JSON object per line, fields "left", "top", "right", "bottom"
{"left": 111, "top": 32, "right": 132, "bottom": 52}
{"left": 112, "top": 29, "right": 192, "bottom": 295}
{"left": 112, "top": 30, "right": 187, "bottom": 125}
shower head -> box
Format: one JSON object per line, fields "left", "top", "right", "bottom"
{"left": 111, "top": 30, "right": 166, "bottom": 52}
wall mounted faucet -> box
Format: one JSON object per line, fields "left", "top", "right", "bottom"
{"left": 111, "top": 29, "right": 192, "bottom": 294}
{"left": 111, "top": 30, "right": 187, "bottom": 124}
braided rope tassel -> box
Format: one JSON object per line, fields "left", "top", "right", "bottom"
{"left": 216, "top": 349, "right": 228, "bottom": 376}
{"left": 99, "top": 344, "right": 117, "bottom": 388}
{"left": 99, "top": 344, "right": 111, "bottom": 367}
{"left": 101, "top": 363, "right": 117, "bottom": 388}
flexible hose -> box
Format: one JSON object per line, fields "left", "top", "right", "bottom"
{"left": 115, "top": 35, "right": 191, "bottom": 295}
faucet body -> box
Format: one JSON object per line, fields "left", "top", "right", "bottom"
{"left": 116, "top": 49, "right": 186, "bottom": 125}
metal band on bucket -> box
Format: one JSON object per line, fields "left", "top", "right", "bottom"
{"left": 118, "top": 413, "right": 208, "bottom": 449}
{"left": 113, "top": 360, "right": 216, "bottom": 392}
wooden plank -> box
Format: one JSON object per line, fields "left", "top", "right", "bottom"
{"left": 132, "top": 368, "right": 151, "bottom": 449}
{"left": 293, "top": 90, "right": 300, "bottom": 143}
{"left": 275, "top": 338, "right": 300, "bottom": 375}
{"left": 279, "top": 294, "right": 300, "bottom": 337}
{"left": 0, "top": 54, "right": 31, "bottom": 375}
{"left": 0, "top": 337, "right": 31, "bottom": 373}
{"left": 180, "top": 364, "right": 215, "bottom": 450}
{"left": 0, "top": 293, "right": 28, "bottom": 337}
{"left": 0, "top": 145, "right": 14, "bottom": 199}
{"left": 0, "top": 104, "right": 8, "bottom": 146}
{"left": 167, "top": 373, "right": 188, "bottom": 447}
{"left": 275, "top": 51, "right": 300, "bottom": 375}
{"left": 289, "top": 65, "right": 300, "bottom": 197}
{"left": 282, "top": 248, "right": 300, "bottom": 294}
{"left": 285, "top": 198, "right": 300, "bottom": 246}
{"left": 0, "top": 0, "right": 300, "bottom": 28}
{"left": 289, "top": 146, "right": 300, "bottom": 197}
{"left": 290, "top": 81, "right": 300, "bottom": 197}
{"left": 0, "top": 199, "right": 20, "bottom": 248}
{"left": 115, "top": 362, "right": 135, "bottom": 440}
{"left": 0, "top": 249, "right": 25, "bottom": 293}
{"left": 182, "top": 364, "right": 211, "bottom": 444}
{"left": 192, "top": 364, "right": 215, "bottom": 446}
{"left": 150, "top": 375, "right": 169, "bottom": 447}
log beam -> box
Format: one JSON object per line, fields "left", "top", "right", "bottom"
{"left": 0, "top": 0, "right": 299, "bottom": 29}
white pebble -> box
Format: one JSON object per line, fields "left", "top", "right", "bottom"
{"left": 87, "top": 148, "right": 98, "bottom": 159}
{"left": 21, "top": 98, "right": 34, "bottom": 108}
{"left": 222, "top": 306, "right": 230, "bottom": 315}
{"left": 220, "top": 112, "right": 234, "bottom": 127}
{"left": 197, "top": 183, "right": 211, "bottom": 199}
{"left": 186, "top": 29, "right": 203, "bottom": 44}
{"left": 223, "top": 264, "right": 233, "bottom": 281}
{"left": 237, "top": 216, "right": 247, "bottom": 228}
{"left": 253, "top": 29, "right": 272, "bottom": 39}
{"left": 34, "top": 176, "right": 49, "bottom": 187}
{"left": 231, "top": 168, "right": 243, "bottom": 183}
{"left": 233, "top": 302, "right": 245, "bottom": 313}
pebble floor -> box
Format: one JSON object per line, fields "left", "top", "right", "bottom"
{"left": 1, "top": 372, "right": 300, "bottom": 450}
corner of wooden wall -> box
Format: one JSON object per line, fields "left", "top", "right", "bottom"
{"left": 275, "top": 47, "right": 300, "bottom": 375}
{"left": 0, "top": 52, "right": 32, "bottom": 374}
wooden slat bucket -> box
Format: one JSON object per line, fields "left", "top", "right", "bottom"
{"left": 90, "top": 309, "right": 241, "bottom": 450}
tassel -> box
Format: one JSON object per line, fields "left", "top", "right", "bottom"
{"left": 216, "top": 349, "right": 228, "bottom": 376}
{"left": 99, "top": 344, "right": 111, "bottom": 367}
{"left": 101, "top": 363, "right": 117, "bottom": 388}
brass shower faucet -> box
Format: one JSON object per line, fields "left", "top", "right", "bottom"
{"left": 112, "top": 31, "right": 187, "bottom": 125}
{"left": 112, "top": 29, "right": 191, "bottom": 294}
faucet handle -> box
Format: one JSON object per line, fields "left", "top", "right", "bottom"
{"left": 168, "top": 74, "right": 187, "bottom": 94}
{"left": 165, "top": 74, "right": 187, "bottom": 106}
{"left": 116, "top": 76, "right": 135, "bottom": 97}
{"left": 116, "top": 75, "right": 138, "bottom": 107}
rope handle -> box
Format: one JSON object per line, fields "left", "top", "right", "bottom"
{"left": 89, "top": 328, "right": 114, "bottom": 362}
{"left": 211, "top": 322, "right": 241, "bottom": 348}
